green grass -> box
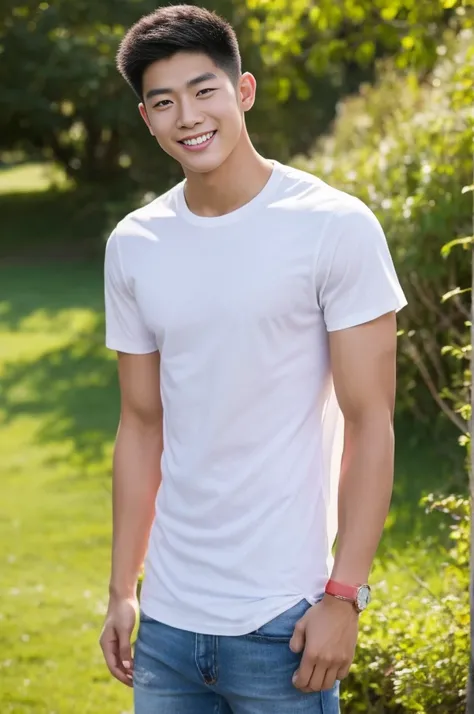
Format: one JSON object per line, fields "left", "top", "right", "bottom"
{"left": 0, "top": 163, "right": 131, "bottom": 262}
{"left": 0, "top": 264, "right": 132, "bottom": 714}
{"left": 0, "top": 165, "right": 467, "bottom": 712}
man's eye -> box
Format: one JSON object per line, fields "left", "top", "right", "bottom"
{"left": 197, "top": 88, "right": 216, "bottom": 96}
{"left": 154, "top": 99, "right": 171, "bottom": 108}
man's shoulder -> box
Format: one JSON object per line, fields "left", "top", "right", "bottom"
{"left": 112, "top": 182, "right": 183, "bottom": 240}
{"left": 275, "top": 162, "right": 370, "bottom": 219}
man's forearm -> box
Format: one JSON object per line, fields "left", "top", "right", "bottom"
{"left": 331, "top": 413, "right": 394, "bottom": 585}
{"left": 109, "top": 419, "right": 163, "bottom": 599}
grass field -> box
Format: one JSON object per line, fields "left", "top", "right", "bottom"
{"left": 0, "top": 163, "right": 124, "bottom": 262}
{"left": 0, "top": 166, "right": 467, "bottom": 713}
{"left": 0, "top": 263, "right": 134, "bottom": 713}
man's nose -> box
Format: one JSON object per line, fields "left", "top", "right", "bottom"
{"left": 177, "top": 99, "right": 203, "bottom": 129}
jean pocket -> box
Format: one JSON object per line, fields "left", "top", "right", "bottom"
{"left": 251, "top": 599, "right": 313, "bottom": 641}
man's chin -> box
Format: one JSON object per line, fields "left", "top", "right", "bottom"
{"left": 180, "top": 155, "right": 226, "bottom": 175}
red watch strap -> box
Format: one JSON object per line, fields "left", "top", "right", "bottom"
{"left": 325, "top": 579, "right": 359, "bottom": 601}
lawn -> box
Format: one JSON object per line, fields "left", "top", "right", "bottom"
{"left": 0, "top": 163, "right": 129, "bottom": 262}
{"left": 0, "top": 263, "right": 134, "bottom": 714}
{"left": 0, "top": 167, "right": 467, "bottom": 713}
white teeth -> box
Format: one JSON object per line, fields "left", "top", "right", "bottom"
{"left": 182, "top": 131, "right": 214, "bottom": 146}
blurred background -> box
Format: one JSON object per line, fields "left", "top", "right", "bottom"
{"left": 0, "top": 1, "right": 472, "bottom": 712}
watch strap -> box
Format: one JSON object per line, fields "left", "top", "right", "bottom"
{"left": 325, "top": 579, "right": 360, "bottom": 601}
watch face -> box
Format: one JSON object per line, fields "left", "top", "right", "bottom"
{"left": 356, "top": 585, "right": 372, "bottom": 611}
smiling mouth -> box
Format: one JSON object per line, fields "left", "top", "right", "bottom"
{"left": 178, "top": 130, "right": 217, "bottom": 148}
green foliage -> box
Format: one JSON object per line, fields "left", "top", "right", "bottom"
{"left": 437, "top": 141, "right": 472, "bottom": 453}
{"left": 344, "top": 496, "right": 469, "bottom": 713}
{"left": 293, "top": 30, "right": 473, "bottom": 419}
{"left": 290, "top": 26, "right": 472, "bottom": 707}
{"left": 246, "top": 0, "right": 472, "bottom": 82}
{"left": 0, "top": 0, "right": 361, "bottom": 196}
{"left": 437, "top": 172, "right": 472, "bottom": 712}
{"left": 4, "top": 0, "right": 467, "bottom": 201}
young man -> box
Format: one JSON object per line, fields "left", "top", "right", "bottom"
{"left": 100, "top": 5, "right": 407, "bottom": 713}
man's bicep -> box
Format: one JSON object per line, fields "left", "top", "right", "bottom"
{"left": 117, "top": 351, "right": 162, "bottom": 425}
{"left": 328, "top": 312, "right": 398, "bottom": 423}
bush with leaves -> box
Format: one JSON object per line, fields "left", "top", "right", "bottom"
{"left": 342, "top": 495, "right": 469, "bottom": 713}
{"left": 291, "top": 26, "right": 472, "bottom": 713}
{"left": 293, "top": 30, "right": 473, "bottom": 420}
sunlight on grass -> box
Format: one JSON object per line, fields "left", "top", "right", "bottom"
{"left": 0, "top": 162, "right": 69, "bottom": 195}
{"left": 0, "top": 264, "right": 131, "bottom": 714}
{"left": 16, "top": 307, "right": 99, "bottom": 333}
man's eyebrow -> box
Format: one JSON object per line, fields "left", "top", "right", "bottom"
{"left": 145, "top": 72, "right": 218, "bottom": 100}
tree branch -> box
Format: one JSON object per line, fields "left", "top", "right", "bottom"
{"left": 404, "top": 341, "right": 468, "bottom": 434}
{"left": 409, "top": 272, "right": 465, "bottom": 343}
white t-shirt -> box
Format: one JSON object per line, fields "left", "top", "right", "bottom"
{"left": 104, "top": 160, "right": 407, "bottom": 636}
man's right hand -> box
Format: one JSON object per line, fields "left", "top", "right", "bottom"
{"left": 99, "top": 596, "right": 138, "bottom": 687}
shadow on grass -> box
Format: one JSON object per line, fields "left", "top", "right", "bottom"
{"left": 0, "top": 262, "right": 120, "bottom": 467}
{"left": 0, "top": 190, "right": 108, "bottom": 262}
{"left": 1, "top": 312, "right": 119, "bottom": 467}
{"left": 0, "top": 263, "right": 106, "bottom": 329}
{"left": 0, "top": 186, "right": 136, "bottom": 264}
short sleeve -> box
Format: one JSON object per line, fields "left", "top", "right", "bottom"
{"left": 316, "top": 201, "right": 407, "bottom": 332}
{"left": 104, "top": 231, "right": 157, "bottom": 353}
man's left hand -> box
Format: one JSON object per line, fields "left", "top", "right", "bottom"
{"left": 289, "top": 594, "right": 359, "bottom": 692}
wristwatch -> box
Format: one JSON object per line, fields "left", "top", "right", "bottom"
{"left": 325, "top": 579, "right": 372, "bottom": 613}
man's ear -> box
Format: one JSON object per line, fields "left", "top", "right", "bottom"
{"left": 239, "top": 72, "right": 257, "bottom": 112}
{"left": 139, "top": 103, "right": 154, "bottom": 135}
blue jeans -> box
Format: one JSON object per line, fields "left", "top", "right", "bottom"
{"left": 133, "top": 599, "right": 340, "bottom": 713}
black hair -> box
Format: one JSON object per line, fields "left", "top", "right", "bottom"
{"left": 116, "top": 4, "right": 242, "bottom": 99}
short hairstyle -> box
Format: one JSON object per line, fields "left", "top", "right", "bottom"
{"left": 116, "top": 4, "right": 242, "bottom": 99}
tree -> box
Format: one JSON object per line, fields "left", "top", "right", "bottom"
{"left": 244, "top": 0, "right": 473, "bottom": 83}
{"left": 1, "top": 0, "right": 370, "bottom": 195}
{"left": 1, "top": 0, "right": 138, "bottom": 188}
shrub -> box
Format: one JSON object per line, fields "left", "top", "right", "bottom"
{"left": 293, "top": 30, "right": 473, "bottom": 421}
{"left": 343, "top": 496, "right": 469, "bottom": 713}
{"left": 298, "top": 34, "right": 472, "bottom": 710}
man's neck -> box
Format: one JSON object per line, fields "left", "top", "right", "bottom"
{"left": 182, "top": 133, "right": 274, "bottom": 218}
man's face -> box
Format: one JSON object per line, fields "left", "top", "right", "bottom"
{"left": 140, "top": 52, "right": 254, "bottom": 174}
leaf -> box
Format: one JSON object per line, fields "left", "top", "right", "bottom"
{"left": 441, "top": 236, "right": 474, "bottom": 257}
{"left": 355, "top": 40, "right": 375, "bottom": 64}
{"left": 381, "top": 5, "right": 399, "bottom": 22}
{"left": 276, "top": 76, "right": 291, "bottom": 102}
{"left": 308, "top": 6, "right": 321, "bottom": 23}
{"left": 441, "top": 286, "right": 472, "bottom": 303}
